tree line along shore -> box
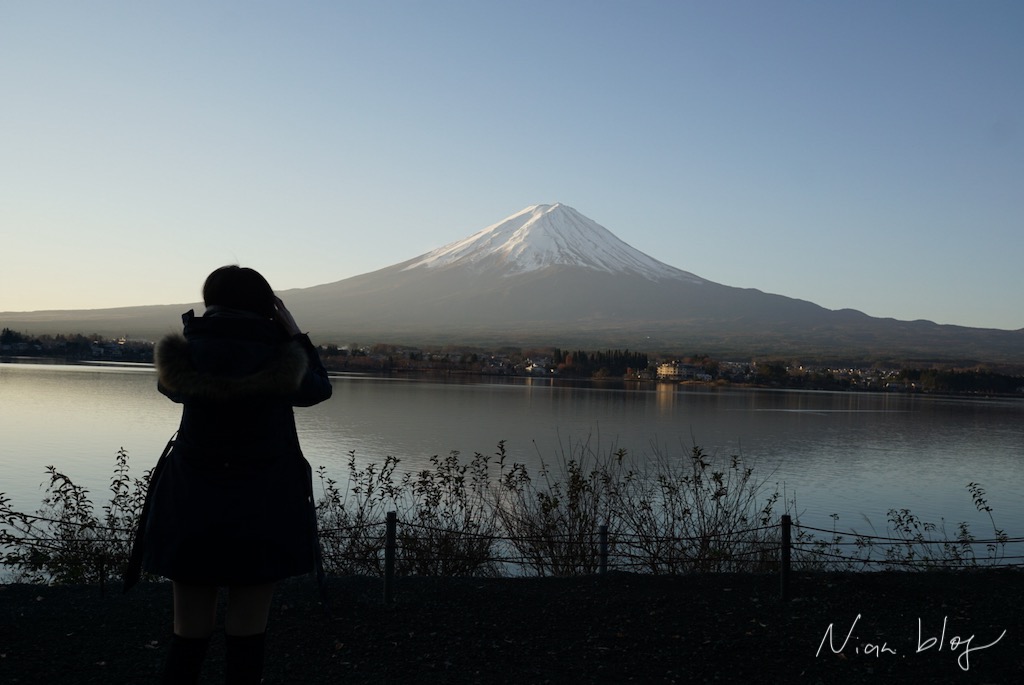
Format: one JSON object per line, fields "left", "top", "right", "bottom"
{"left": 3, "top": 326, "right": 1023, "bottom": 395}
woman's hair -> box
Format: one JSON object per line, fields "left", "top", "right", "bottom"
{"left": 202, "top": 265, "right": 275, "bottom": 318}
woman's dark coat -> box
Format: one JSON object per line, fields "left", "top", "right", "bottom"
{"left": 127, "top": 308, "right": 332, "bottom": 586}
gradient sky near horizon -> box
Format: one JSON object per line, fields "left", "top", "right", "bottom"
{"left": 2, "top": 2, "right": 1021, "bottom": 330}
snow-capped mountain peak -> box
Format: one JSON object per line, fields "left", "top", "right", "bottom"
{"left": 402, "top": 203, "right": 704, "bottom": 283}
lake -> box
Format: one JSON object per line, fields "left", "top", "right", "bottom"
{"left": 2, "top": 362, "right": 1022, "bottom": 546}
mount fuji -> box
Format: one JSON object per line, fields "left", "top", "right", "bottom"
{"left": 3, "top": 203, "right": 1022, "bottom": 363}
{"left": 278, "top": 203, "right": 1022, "bottom": 362}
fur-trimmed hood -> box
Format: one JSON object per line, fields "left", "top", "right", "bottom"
{"left": 155, "top": 333, "right": 309, "bottom": 401}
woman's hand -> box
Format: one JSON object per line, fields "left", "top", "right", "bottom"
{"left": 273, "top": 296, "right": 302, "bottom": 336}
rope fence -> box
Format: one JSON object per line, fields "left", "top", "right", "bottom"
{"left": 4, "top": 511, "right": 1023, "bottom": 602}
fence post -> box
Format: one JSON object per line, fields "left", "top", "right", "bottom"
{"left": 384, "top": 511, "right": 396, "bottom": 604}
{"left": 97, "top": 554, "right": 106, "bottom": 596}
{"left": 780, "top": 515, "right": 791, "bottom": 601}
{"left": 598, "top": 525, "right": 608, "bottom": 575}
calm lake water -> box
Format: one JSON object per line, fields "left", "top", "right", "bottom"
{"left": 2, "top": 362, "right": 1022, "bottom": 542}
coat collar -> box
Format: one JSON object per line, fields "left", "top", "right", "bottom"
{"left": 155, "top": 332, "right": 308, "bottom": 401}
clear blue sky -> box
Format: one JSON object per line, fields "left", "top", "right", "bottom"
{"left": 2, "top": 2, "right": 1021, "bottom": 330}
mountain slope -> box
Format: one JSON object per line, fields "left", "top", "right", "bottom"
{"left": 291, "top": 260, "right": 1021, "bottom": 362}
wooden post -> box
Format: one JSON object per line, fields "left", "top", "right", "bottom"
{"left": 780, "top": 515, "right": 791, "bottom": 602}
{"left": 384, "top": 511, "right": 397, "bottom": 603}
{"left": 97, "top": 554, "right": 106, "bottom": 596}
{"left": 598, "top": 525, "right": 609, "bottom": 575}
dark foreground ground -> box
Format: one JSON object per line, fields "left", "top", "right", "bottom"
{"left": 2, "top": 570, "right": 1022, "bottom": 684}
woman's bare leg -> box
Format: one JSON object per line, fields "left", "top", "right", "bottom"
{"left": 172, "top": 581, "right": 219, "bottom": 638}
{"left": 224, "top": 583, "right": 275, "bottom": 684}
{"left": 225, "top": 583, "right": 275, "bottom": 636}
{"left": 164, "top": 582, "right": 217, "bottom": 684}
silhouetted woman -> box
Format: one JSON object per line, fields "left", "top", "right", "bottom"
{"left": 127, "top": 265, "right": 332, "bottom": 684}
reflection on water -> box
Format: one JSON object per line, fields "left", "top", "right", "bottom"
{"left": 2, "top": 363, "right": 1023, "bottom": 540}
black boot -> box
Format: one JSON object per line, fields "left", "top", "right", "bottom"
{"left": 224, "top": 632, "right": 266, "bottom": 685}
{"left": 160, "top": 634, "right": 210, "bottom": 685}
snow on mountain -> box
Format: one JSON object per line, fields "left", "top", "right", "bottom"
{"left": 401, "top": 203, "right": 705, "bottom": 283}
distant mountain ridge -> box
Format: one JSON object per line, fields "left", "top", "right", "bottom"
{"left": 2, "top": 203, "right": 1023, "bottom": 365}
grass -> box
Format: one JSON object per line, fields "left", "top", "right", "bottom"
{"left": 0, "top": 442, "right": 1015, "bottom": 584}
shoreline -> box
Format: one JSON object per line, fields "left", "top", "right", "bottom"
{"left": 4, "top": 358, "right": 1022, "bottom": 400}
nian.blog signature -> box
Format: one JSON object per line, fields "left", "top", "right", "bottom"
{"left": 816, "top": 614, "right": 1006, "bottom": 671}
